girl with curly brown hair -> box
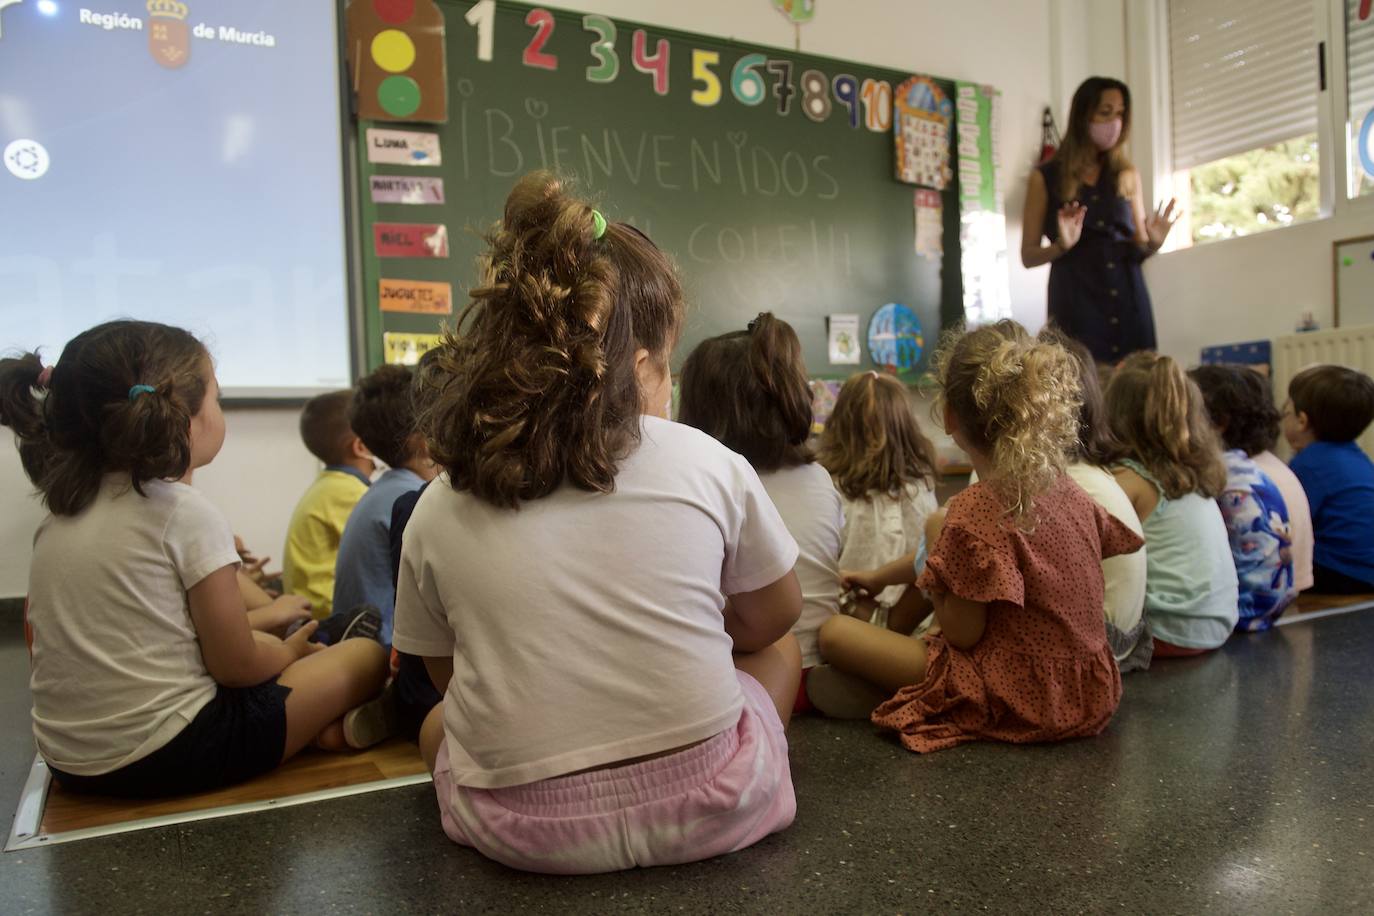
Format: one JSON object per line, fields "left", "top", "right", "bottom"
{"left": 0, "top": 321, "right": 388, "bottom": 798}
{"left": 810, "top": 322, "right": 1143, "bottom": 753}
{"left": 392, "top": 173, "right": 803, "bottom": 874}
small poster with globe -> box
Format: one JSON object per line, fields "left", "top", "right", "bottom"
{"left": 867, "top": 303, "right": 924, "bottom": 376}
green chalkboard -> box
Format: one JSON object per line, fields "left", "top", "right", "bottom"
{"left": 356, "top": 0, "right": 962, "bottom": 376}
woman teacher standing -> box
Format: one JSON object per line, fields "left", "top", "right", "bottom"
{"left": 1022, "top": 77, "right": 1178, "bottom": 364}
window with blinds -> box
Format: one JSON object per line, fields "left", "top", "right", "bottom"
{"left": 1169, "top": 0, "right": 1318, "bottom": 171}
{"left": 1167, "top": 0, "right": 1323, "bottom": 245}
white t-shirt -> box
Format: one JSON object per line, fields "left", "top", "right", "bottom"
{"left": 393, "top": 417, "right": 799, "bottom": 789}
{"left": 758, "top": 463, "right": 844, "bottom": 667}
{"left": 28, "top": 476, "right": 239, "bottom": 776}
{"left": 1252, "top": 450, "right": 1315, "bottom": 592}
{"left": 836, "top": 481, "right": 938, "bottom": 611}
{"left": 1066, "top": 462, "right": 1148, "bottom": 643}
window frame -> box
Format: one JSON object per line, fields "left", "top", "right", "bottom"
{"left": 1137, "top": 0, "right": 1373, "bottom": 251}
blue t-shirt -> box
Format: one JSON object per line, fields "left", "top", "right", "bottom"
{"left": 332, "top": 467, "right": 425, "bottom": 644}
{"left": 1289, "top": 440, "right": 1374, "bottom": 584}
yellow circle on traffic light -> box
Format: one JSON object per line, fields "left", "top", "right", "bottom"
{"left": 371, "top": 29, "right": 416, "bottom": 73}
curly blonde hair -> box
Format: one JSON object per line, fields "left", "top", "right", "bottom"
{"left": 817, "top": 371, "right": 937, "bottom": 500}
{"left": 934, "top": 320, "right": 1081, "bottom": 522}
{"left": 423, "top": 172, "right": 683, "bottom": 508}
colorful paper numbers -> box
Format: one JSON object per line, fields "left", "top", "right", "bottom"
{"left": 459, "top": 5, "right": 892, "bottom": 128}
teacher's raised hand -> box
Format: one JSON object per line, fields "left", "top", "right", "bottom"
{"left": 1145, "top": 198, "right": 1179, "bottom": 251}
{"left": 1056, "top": 202, "right": 1086, "bottom": 252}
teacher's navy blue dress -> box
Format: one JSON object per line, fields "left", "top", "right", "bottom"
{"left": 1038, "top": 159, "right": 1157, "bottom": 363}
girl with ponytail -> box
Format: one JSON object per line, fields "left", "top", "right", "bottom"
{"left": 1106, "top": 353, "right": 1239, "bottom": 655}
{"left": 0, "top": 320, "right": 386, "bottom": 798}
{"left": 678, "top": 312, "right": 844, "bottom": 703}
{"left": 394, "top": 174, "right": 802, "bottom": 874}
{"left": 812, "top": 321, "right": 1144, "bottom": 751}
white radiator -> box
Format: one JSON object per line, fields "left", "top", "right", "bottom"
{"left": 1272, "top": 325, "right": 1374, "bottom": 459}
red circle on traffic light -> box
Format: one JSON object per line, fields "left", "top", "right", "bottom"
{"left": 372, "top": 0, "right": 415, "bottom": 24}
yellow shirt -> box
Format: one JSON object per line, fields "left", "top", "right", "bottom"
{"left": 282, "top": 468, "right": 369, "bottom": 617}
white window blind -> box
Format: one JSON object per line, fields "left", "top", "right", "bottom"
{"left": 1349, "top": 0, "right": 1374, "bottom": 132}
{"left": 1169, "top": 0, "right": 1318, "bottom": 170}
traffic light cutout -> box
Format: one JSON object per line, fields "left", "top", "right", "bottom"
{"left": 347, "top": 0, "right": 448, "bottom": 124}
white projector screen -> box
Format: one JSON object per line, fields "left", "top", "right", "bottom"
{"left": 0, "top": 0, "right": 353, "bottom": 398}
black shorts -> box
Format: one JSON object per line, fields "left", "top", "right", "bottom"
{"left": 394, "top": 650, "right": 443, "bottom": 742}
{"left": 1310, "top": 564, "right": 1374, "bottom": 596}
{"left": 47, "top": 680, "right": 292, "bottom": 798}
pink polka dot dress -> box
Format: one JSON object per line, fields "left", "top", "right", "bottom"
{"left": 872, "top": 475, "right": 1144, "bottom": 752}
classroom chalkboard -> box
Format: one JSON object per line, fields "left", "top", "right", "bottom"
{"left": 354, "top": 0, "right": 963, "bottom": 376}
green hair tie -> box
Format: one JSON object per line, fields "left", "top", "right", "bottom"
{"left": 128, "top": 384, "right": 156, "bottom": 400}
{"left": 591, "top": 209, "right": 607, "bottom": 240}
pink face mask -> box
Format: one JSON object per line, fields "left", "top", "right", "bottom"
{"left": 1090, "top": 118, "right": 1123, "bottom": 151}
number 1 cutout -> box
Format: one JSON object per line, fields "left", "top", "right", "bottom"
{"left": 464, "top": 0, "right": 494, "bottom": 62}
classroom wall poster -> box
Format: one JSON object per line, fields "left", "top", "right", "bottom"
{"left": 370, "top": 175, "right": 445, "bottom": 204}
{"left": 373, "top": 222, "right": 449, "bottom": 258}
{"left": 379, "top": 278, "right": 453, "bottom": 314}
{"left": 383, "top": 331, "right": 445, "bottom": 365}
{"left": 914, "top": 189, "right": 943, "bottom": 259}
{"left": 894, "top": 75, "right": 953, "bottom": 189}
{"left": 346, "top": 0, "right": 448, "bottom": 123}
{"left": 365, "top": 127, "right": 442, "bottom": 165}
{"left": 809, "top": 378, "right": 843, "bottom": 435}
{"left": 827, "top": 313, "right": 861, "bottom": 364}
{"left": 954, "top": 81, "right": 1011, "bottom": 325}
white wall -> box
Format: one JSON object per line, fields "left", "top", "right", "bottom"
{"left": 1146, "top": 213, "right": 1369, "bottom": 362}
{"left": 0, "top": 0, "right": 1061, "bottom": 597}
{"left": 0, "top": 407, "right": 322, "bottom": 598}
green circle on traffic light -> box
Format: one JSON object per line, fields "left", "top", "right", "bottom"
{"left": 379, "top": 75, "right": 421, "bottom": 118}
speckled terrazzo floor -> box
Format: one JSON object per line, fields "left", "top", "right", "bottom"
{"left": 0, "top": 599, "right": 1370, "bottom": 915}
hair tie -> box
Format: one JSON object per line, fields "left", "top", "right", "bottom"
{"left": 591, "top": 209, "right": 607, "bottom": 240}
{"left": 36, "top": 366, "right": 54, "bottom": 389}
{"left": 128, "top": 384, "right": 156, "bottom": 400}
{"left": 868, "top": 370, "right": 880, "bottom": 379}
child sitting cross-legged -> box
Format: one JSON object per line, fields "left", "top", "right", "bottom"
{"left": 811, "top": 321, "right": 1143, "bottom": 750}
{"left": 330, "top": 363, "right": 439, "bottom": 647}
{"left": 1, "top": 321, "right": 388, "bottom": 797}
{"left": 394, "top": 173, "right": 802, "bottom": 874}
{"left": 1106, "top": 353, "right": 1238, "bottom": 656}
{"left": 817, "top": 370, "right": 939, "bottom": 637}
{"left": 282, "top": 389, "right": 374, "bottom": 624}
{"left": 1189, "top": 364, "right": 1300, "bottom": 629}
{"left": 1282, "top": 364, "right": 1374, "bottom": 594}
{"left": 677, "top": 312, "right": 844, "bottom": 698}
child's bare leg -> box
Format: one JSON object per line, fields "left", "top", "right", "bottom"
{"left": 276, "top": 639, "right": 388, "bottom": 760}
{"left": 818, "top": 615, "right": 927, "bottom": 694}
{"left": 419, "top": 703, "right": 445, "bottom": 774}
{"left": 886, "top": 587, "right": 933, "bottom": 635}
{"left": 733, "top": 632, "right": 802, "bottom": 728}
{"left": 846, "top": 594, "right": 879, "bottom": 623}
